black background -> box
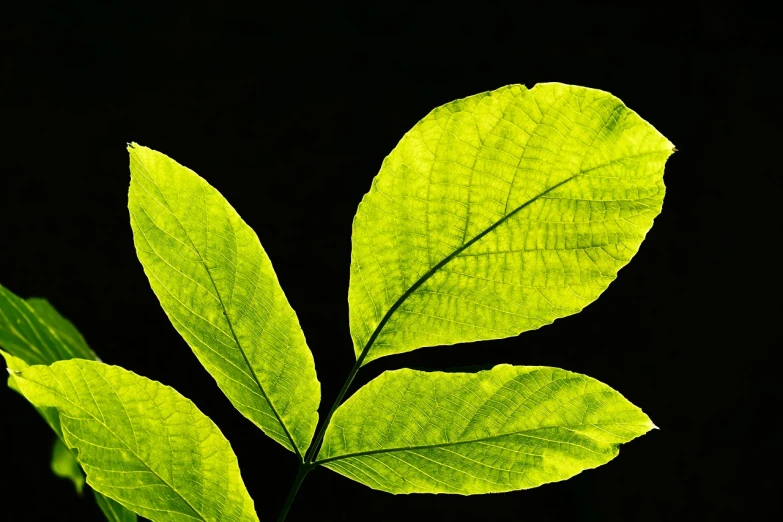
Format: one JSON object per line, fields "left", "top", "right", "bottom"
{"left": 0, "top": 1, "right": 777, "bottom": 520}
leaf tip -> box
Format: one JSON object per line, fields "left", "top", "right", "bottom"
{"left": 6, "top": 367, "right": 20, "bottom": 377}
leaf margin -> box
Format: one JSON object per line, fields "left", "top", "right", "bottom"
{"left": 316, "top": 363, "right": 655, "bottom": 495}
{"left": 348, "top": 82, "right": 675, "bottom": 365}
{"left": 127, "top": 143, "right": 320, "bottom": 459}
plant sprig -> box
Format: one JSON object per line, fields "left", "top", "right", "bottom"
{"left": 2, "top": 83, "right": 674, "bottom": 521}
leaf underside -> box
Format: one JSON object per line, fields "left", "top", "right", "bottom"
{"left": 350, "top": 83, "right": 674, "bottom": 363}
{"left": 128, "top": 144, "right": 320, "bottom": 457}
{"left": 15, "top": 360, "right": 258, "bottom": 522}
{"left": 318, "top": 365, "right": 653, "bottom": 494}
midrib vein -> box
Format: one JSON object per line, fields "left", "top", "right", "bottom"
{"left": 130, "top": 153, "right": 301, "bottom": 459}
{"left": 358, "top": 145, "right": 673, "bottom": 362}
{"left": 356, "top": 172, "right": 579, "bottom": 364}
{"left": 314, "top": 421, "right": 647, "bottom": 465}
{"left": 201, "top": 257, "right": 301, "bottom": 458}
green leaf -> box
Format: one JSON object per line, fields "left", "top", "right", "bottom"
{"left": 317, "top": 365, "right": 653, "bottom": 494}
{"left": 349, "top": 83, "right": 674, "bottom": 363}
{"left": 27, "top": 297, "right": 95, "bottom": 359}
{"left": 128, "top": 144, "right": 319, "bottom": 458}
{"left": 51, "top": 438, "right": 85, "bottom": 494}
{"left": 3, "top": 347, "right": 64, "bottom": 441}
{"left": 3, "top": 347, "right": 28, "bottom": 392}
{"left": 15, "top": 359, "right": 258, "bottom": 522}
{"left": 94, "top": 490, "right": 139, "bottom": 522}
{"left": 51, "top": 439, "right": 130, "bottom": 522}
{"left": 0, "top": 283, "right": 96, "bottom": 365}
{"left": 52, "top": 438, "right": 137, "bottom": 522}
{"left": 1, "top": 295, "right": 140, "bottom": 522}
{"left": 0, "top": 287, "right": 90, "bottom": 448}
{"left": 51, "top": 435, "right": 133, "bottom": 522}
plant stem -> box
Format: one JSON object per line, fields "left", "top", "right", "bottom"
{"left": 280, "top": 170, "right": 534, "bottom": 511}
{"left": 276, "top": 464, "right": 312, "bottom": 522}
{"left": 277, "top": 354, "right": 367, "bottom": 521}
{"left": 280, "top": 320, "right": 378, "bottom": 518}
{"left": 303, "top": 355, "right": 366, "bottom": 464}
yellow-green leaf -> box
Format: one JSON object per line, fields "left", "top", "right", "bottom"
{"left": 349, "top": 83, "right": 674, "bottom": 363}
{"left": 50, "top": 441, "right": 137, "bottom": 522}
{"left": 1, "top": 287, "right": 138, "bottom": 522}
{"left": 15, "top": 360, "right": 258, "bottom": 522}
{"left": 51, "top": 438, "right": 85, "bottom": 494}
{"left": 3, "top": 348, "right": 28, "bottom": 393}
{"left": 128, "top": 144, "right": 319, "bottom": 458}
{"left": 318, "top": 365, "right": 653, "bottom": 494}
{"left": 2, "top": 349, "right": 62, "bottom": 438}
{"left": 94, "top": 490, "right": 139, "bottom": 522}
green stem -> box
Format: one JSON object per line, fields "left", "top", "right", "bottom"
{"left": 303, "top": 355, "right": 367, "bottom": 464}
{"left": 276, "top": 464, "right": 312, "bottom": 522}
{"left": 281, "top": 297, "right": 389, "bottom": 517}
{"left": 277, "top": 353, "right": 368, "bottom": 521}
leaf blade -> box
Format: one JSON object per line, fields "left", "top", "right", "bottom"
{"left": 94, "top": 490, "right": 139, "bottom": 522}
{"left": 0, "top": 284, "right": 96, "bottom": 365}
{"left": 15, "top": 359, "right": 258, "bottom": 522}
{"left": 127, "top": 144, "right": 320, "bottom": 457}
{"left": 27, "top": 298, "right": 95, "bottom": 359}
{"left": 317, "top": 365, "right": 653, "bottom": 494}
{"left": 349, "top": 83, "right": 674, "bottom": 363}
{"left": 1, "top": 288, "right": 139, "bottom": 522}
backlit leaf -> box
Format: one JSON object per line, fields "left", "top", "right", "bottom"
{"left": 349, "top": 83, "right": 674, "bottom": 363}
{"left": 128, "top": 144, "right": 319, "bottom": 458}
{"left": 318, "top": 364, "right": 653, "bottom": 493}
{"left": 1, "top": 298, "right": 141, "bottom": 522}
{"left": 15, "top": 359, "right": 258, "bottom": 522}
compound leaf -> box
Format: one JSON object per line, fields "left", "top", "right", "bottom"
{"left": 14, "top": 359, "right": 258, "bottom": 522}
{"left": 317, "top": 365, "right": 653, "bottom": 494}
{"left": 128, "top": 144, "right": 319, "bottom": 458}
{"left": 349, "top": 83, "right": 674, "bottom": 363}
